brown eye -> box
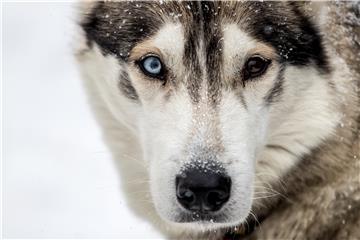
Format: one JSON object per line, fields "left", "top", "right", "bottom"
{"left": 244, "top": 55, "right": 271, "bottom": 80}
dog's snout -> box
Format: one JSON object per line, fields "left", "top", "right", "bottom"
{"left": 176, "top": 169, "right": 231, "bottom": 212}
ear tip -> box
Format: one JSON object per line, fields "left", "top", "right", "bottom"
{"left": 74, "top": 1, "right": 99, "bottom": 23}
{"left": 72, "top": 1, "right": 99, "bottom": 57}
{"left": 77, "top": 0, "right": 97, "bottom": 12}
{"left": 300, "top": 1, "right": 330, "bottom": 29}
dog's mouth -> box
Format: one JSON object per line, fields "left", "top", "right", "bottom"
{"left": 169, "top": 208, "right": 261, "bottom": 239}
{"left": 173, "top": 210, "right": 227, "bottom": 223}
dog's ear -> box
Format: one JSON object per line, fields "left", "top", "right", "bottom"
{"left": 75, "top": 1, "right": 99, "bottom": 24}
{"left": 73, "top": 1, "right": 99, "bottom": 57}
{"left": 297, "top": 1, "right": 330, "bottom": 29}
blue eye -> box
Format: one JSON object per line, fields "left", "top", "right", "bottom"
{"left": 139, "top": 56, "right": 164, "bottom": 78}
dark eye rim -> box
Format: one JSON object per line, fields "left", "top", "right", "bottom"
{"left": 243, "top": 55, "right": 272, "bottom": 81}
{"left": 136, "top": 54, "right": 166, "bottom": 80}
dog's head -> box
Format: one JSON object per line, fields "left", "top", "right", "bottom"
{"left": 77, "top": 1, "right": 338, "bottom": 232}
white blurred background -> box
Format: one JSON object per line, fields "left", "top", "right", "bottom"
{"left": 2, "top": 3, "right": 162, "bottom": 238}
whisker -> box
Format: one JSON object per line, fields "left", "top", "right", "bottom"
{"left": 255, "top": 172, "right": 287, "bottom": 190}
{"left": 252, "top": 194, "right": 279, "bottom": 200}
{"left": 249, "top": 210, "right": 262, "bottom": 233}
{"left": 118, "top": 153, "right": 148, "bottom": 168}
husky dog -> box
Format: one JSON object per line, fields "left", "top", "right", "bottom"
{"left": 75, "top": 1, "right": 360, "bottom": 239}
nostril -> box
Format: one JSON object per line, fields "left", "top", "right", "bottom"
{"left": 177, "top": 188, "right": 196, "bottom": 205}
{"left": 206, "top": 190, "right": 230, "bottom": 210}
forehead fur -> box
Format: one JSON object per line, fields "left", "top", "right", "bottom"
{"left": 81, "top": 1, "right": 329, "bottom": 72}
{"left": 81, "top": 1, "right": 195, "bottom": 59}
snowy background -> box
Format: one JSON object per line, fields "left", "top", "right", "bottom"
{"left": 2, "top": 3, "right": 162, "bottom": 238}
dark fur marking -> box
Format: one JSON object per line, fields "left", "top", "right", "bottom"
{"left": 237, "top": 90, "right": 248, "bottom": 110}
{"left": 202, "top": 1, "right": 224, "bottom": 106}
{"left": 119, "top": 70, "right": 139, "bottom": 101}
{"left": 264, "top": 66, "right": 285, "bottom": 105}
{"left": 81, "top": 2, "right": 170, "bottom": 60}
{"left": 183, "top": 31, "right": 202, "bottom": 102}
{"left": 183, "top": 2, "right": 202, "bottom": 103}
{"left": 243, "top": 2, "right": 331, "bottom": 73}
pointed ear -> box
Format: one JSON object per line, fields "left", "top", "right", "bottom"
{"left": 78, "top": 1, "right": 97, "bottom": 13}
{"left": 72, "top": 1, "right": 99, "bottom": 57}
{"left": 74, "top": 1, "right": 99, "bottom": 24}
{"left": 300, "top": 1, "right": 330, "bottom": 29}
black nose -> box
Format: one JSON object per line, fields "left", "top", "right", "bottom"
{"left": 176, "top": 169, "right": 231, "bottom": 212}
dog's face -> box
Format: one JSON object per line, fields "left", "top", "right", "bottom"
{"left": 78, "top": 1, "right": 338, "bottom": 232}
